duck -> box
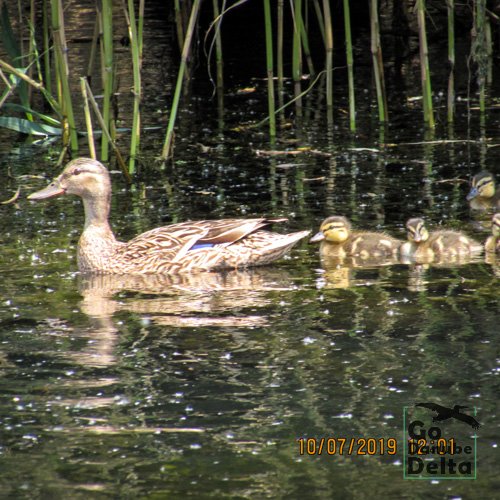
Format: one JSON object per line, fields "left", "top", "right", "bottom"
{"left": 310, "top": 216, "right": 402, "bottom": 259}
{"left": 485, "top": 213, "right": 500, "bottom": 254}
{"left": 400, "top": 217, "right": 483, "bottom": 262}
{"left": 27, "top": 158, "right": 310, "bottom": 274}
{"left": 467, "top": 171, "right": 500, "bottom": 211}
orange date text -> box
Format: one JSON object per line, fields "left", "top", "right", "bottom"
{"left": 297, "top": 437, "right": 397, "bottom": 456}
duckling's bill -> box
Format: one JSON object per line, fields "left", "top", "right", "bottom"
{"left": 309, "top": 231, "right": 325, "bottom": 243}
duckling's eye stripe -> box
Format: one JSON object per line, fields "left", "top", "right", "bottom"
{"left": 476, "top": 178, "right": 492, "bottom": 189}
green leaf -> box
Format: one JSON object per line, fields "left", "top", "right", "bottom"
{"left": 0, "top": 117, "right": 61, "bottom": 136}
{"left": 1, "top": 103, "right": 61, "bottom": 127}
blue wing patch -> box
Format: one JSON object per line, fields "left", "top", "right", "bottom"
{"left": 189, "top": 242, "right": 215, "bottom": 251}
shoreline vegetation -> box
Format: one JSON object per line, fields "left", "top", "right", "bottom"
{"left": 0, "top": 1, "right": 496, "bottom": 174}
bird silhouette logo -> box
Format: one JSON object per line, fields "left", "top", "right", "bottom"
{"left": 416, "top": 403, "right": 480, "bottom": 430}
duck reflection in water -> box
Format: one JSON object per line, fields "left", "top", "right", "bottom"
{"left": 78, "top": 267, "right": 299, "bottom": 329}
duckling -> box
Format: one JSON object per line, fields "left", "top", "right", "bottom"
{"left": 485, "top": 213, "right": 500, "bottom": 254}
{"left": 467, "top": 171, "right": 500, "bottom": 211}
{"left": 400, "top": 218, "right": 483, "bottom": 262}
{"left": 310, "top": 216, "right": 402, "bottom": 259}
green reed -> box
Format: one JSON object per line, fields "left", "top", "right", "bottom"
{"left": 212, "top": 0, "right": 224, "bottom": 95}
{"left": 369, "top": 0, "right": 387, "bottom": 122}
{"left": 343, "top": 0, "right": 355, "bottom": 130}
{"left": 299, "top": 13, "right": 315, "bottom": 78}
{"left": 313, "top": 0, "right": 326, "bottom": 47}
{"left": 277, "top": 0, "right": 284, "bottom": 111}
{"left": 100, "top": 0, "right": 114, "bottom": 160}
{"left": 83, "top": 79, "right": 131, "bottom": 183}
{"left": 263, "top": 0, "right": 276, "bottom": 139}
{"left": 322, "top": 0, "right": 333, "bottom": 109}
{"left": 292, "top": 0, "right": 303, "bottom": 116}
{"left": 416, "top": 0, "right": 434, "bottom": 128}
{"left": 80, "top": 77, "right": 96, "bottom": 159}
{"left": 162, "top": 0, "right": 201, "bottom": 160}
{"left": 447, "top": 0, "right": 455, "bottom": 123}
{"left": 42, "top": 0, "right": 51, "bottom": 95}
{"left": 50, "top": 0, "right": 78, "bottom": 151}
{"left": 125, "top": 0, "right": 144, "bottom": 174}
{"left": 474, "top": 0, "right": 488, "bottom": 115}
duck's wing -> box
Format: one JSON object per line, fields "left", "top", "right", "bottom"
{"left": 163, "top": 218, "right": 289, "bottom": 245}
{"left": 116, "top": 219, "right": 292, "bottom": 272}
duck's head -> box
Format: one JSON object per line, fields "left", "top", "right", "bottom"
{"left": 467, "top": 171, "right": 496, "bottom": 201}
{"left": 28, "top": 158, "right": 111, "bottom": 202}
{"left": 492, "top": 213, "right": 500, "bottom": 238}
{"left": 310, "top": 216, "right": 351, "bottom": 244}
{"left": 405, "top": 217, "right": 429, "bottom": 243}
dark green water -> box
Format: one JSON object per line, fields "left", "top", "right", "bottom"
{"left": 1, "top": 118, "right": 498, "bottom": 498}
{"left": 1, "top": 13, "right": 500, "bottom": 495}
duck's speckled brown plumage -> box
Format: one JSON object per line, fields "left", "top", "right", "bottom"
{"left": 310, "top": 216, "right": 402, "bottom": 259}
{"left": 28, "top": 158, "right": 310, "bottom": 274}
{"left": 401, "top": 217, "right": 483, "bottom": 262}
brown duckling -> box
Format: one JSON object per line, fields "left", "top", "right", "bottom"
{"left": 467, "top": 171, "right": 500, "bottom": 211}
{"left": 400, "top": 218, "right": 483, "bottom": 262}
{"left": 310, "top": 216, "right": 402, "bottom": 259}
{"left": 485, "top": 213, "right": 500, "bottom": 254}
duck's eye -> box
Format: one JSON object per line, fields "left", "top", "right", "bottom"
{"left": 73, "top": 168, "right": 82, "bottom": 176}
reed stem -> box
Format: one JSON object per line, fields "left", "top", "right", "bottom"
{"left": 80, "top": 77, "right": 96, "bottom": 159}
{"left": 447, "top": 0, "right": 454, "bottom": 123}
{"left": 50, "top": 0, "right": 78, "bottom": 150}
{"left": 84, "top": 79, "right": 131, "bottom": 183}
{"left": 369, "top": 0, "right": 388, "bottom": 122}
{"left": 263, "top": 0, "right": 276, "bottom": 139}
{"left": 162, "top": 0, "right": 201, "bottom": 160}
{"left": 313, "top": 0, "right": 326, "bottom": 47}
{"left": 474, "top": 0, "right": 487, "bottom": 114}
{"left": 343, "top": 0, "right": 355, "bottom": 130}
{"left": 292, "top": 0, "right": 303, "bottom": 116}
{"left": 100, "top": 0, "right": 114, "bottom": 160}
{"left": 322, "top": 0, "right": 333, "bottom": 109}
{"left": 212, "top": 0, "right": 224, "bottom": 99}
{"left": 125, "top": 0, "right": 144, "bottom": 174}
{"left": 42, "top": 0, "right": 52, "bottom": 95}
{"left": 299, "top": 14, "right": 315, "bottom": 78}
{"left": 276, "top": 0, "right": 284, "bottom": 122}
{"left": 416, "top": 0, "right": 434, "bottom": 127}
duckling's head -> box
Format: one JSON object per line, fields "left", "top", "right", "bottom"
{"left": 492, "top": 213, "right": 500, "bottom": 238}
{"left": 467, "top": 171, "right": 496, "bottom": 201}
{"left": 310, "top": 216, "right": 352, "bottom": 244}
{"left": 28, "top": 158, "right": 111, "bottom": 202}
{"left": 405, "top": 218, "right": 429, "bottom": 243}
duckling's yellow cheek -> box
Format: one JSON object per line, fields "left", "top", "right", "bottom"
{"left": 482, "top": 183, "right": 495, "bottom": 198}
{"left": 325, "top": 229, "right": 348, "bottom": 243}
